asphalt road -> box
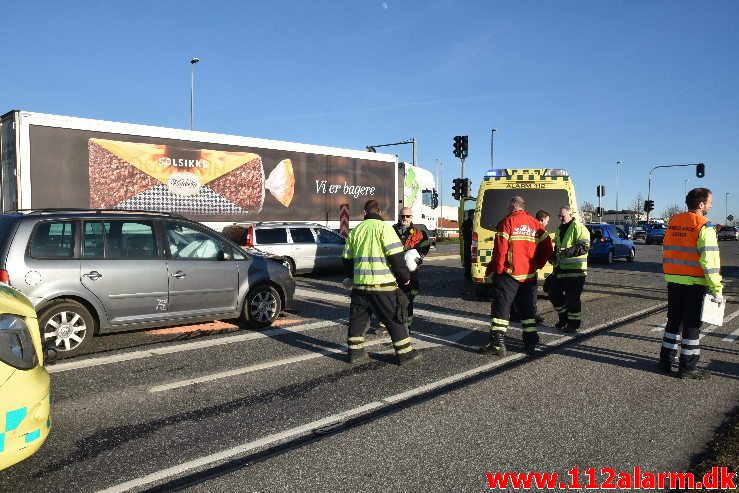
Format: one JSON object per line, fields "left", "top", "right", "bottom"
{"left": 2, "top": 239, "right": 737, "bottom": 493}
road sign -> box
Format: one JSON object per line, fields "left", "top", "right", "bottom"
{"left": 339, "top": 204, "right": 350, "bottom": 237}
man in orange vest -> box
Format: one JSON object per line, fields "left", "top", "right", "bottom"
{"left": 660, "top": 187, "right": 723, "bottom": 379}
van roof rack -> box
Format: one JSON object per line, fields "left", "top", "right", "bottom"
{"left": 8, "top": 208, "right": 187, "bottom": 218}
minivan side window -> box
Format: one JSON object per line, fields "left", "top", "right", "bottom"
{"left": 315, "top": 228, "right": 344, "bottom": 244}
{"left": 165, "top": 223, "right": 224, "bottom": 260}
{"left": 82, "top": 221, "right": 158, "bottom": 259}
{"left": 29, "top": 221, "right": 75, "bottom": 258}
{"left": 255, "top": 228, "right": 288, "bottom": 244}
{"left": 290, "top": 228, "right": 315, "bottom": 244}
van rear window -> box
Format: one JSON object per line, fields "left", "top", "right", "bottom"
{"left": 480, "top": 189, "right": 570, "bottom": 232}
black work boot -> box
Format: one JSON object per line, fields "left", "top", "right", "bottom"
{"left": 397, "top": 349, "right": 420, "bottom": 366}
{"left": 479, "top": 332, "right": 506, "bottom": 356}
{"left": 348, "top": 348, "right": 369, "bottom": 364}
{"left": 678, "top": 367, "right": 711, "bottom": 380}
{"left": 554, "top": 313, "right": 568, "bottom": 329}
{"left": 522, "top": 331, "right": 542, "bottom": 357}
{"left": 656, "top": 359, "right": 673, "bottom": 374}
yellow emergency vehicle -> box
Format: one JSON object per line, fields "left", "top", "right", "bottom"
{"left": 0, "top": 285, "right": 51, "bottom": 471}
{"left": 469, "top": 168, "right": 579, "bottom": 295}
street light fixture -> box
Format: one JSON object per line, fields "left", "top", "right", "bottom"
{"left": 190, "top": 57, "right": 200, "bottom": 130}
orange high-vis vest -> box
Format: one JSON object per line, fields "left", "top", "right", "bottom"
{"left": 662, "top": 212, "right": 709, "bottom": 278}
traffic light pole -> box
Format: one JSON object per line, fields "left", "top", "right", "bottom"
{"left": 461, "top": 157, "right": 465, "bottom": 181}
{"left": 646, "top": 163, "right": 703, "bottom": 223}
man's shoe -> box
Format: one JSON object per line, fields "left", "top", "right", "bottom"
{"left": 397, "top": 350, "right": 420, "bottom": 366}
{"left": 524, "top": 345, "right": 544, "bottom": 357}
{"left": 370, "top": 323, "right": 387, "bottom": 335}
{"left": 678, "top": 368, "right": 711, "bottom": 380}
{"left": 534, "top": 314, "right": 545, "bottom": 325}
{"left": 554, "top": 314, "right": 568, "bottom": 329}
{"left": 563, "top": 325, "right": 578, "bottom": 334}
{"left": 657, "top": 360, "right": 673, "bottom": 374}
{"left": 349, "top": 348, "right": 369, "bottom": 364}
{"left": 479, "top": 332, "right": 506, "bottom": 356}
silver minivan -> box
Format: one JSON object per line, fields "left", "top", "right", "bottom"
{"left": 222, "top": 222, "right": 346, "bottom": 275}
{"left": 0, "top": 210, "right": 295, "bottom": 357}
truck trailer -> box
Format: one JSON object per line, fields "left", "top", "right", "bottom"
{"left": 0, "top": 111, "right": 438, "bottom": 233}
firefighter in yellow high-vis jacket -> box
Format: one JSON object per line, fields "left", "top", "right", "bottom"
{"left": 342, "top": 200, "right": 420, "bottom": 366}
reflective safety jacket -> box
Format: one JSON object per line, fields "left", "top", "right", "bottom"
{"left": 343, "top": 213, "right": 410, "bottom": 292}
{"left": 554, "top": 220, "right": 590, "bottom": 278}
{"left": 490, "top": 210, "right": 553, "bottom": 282}
{"left": 663, "top": 212, "right": 722, "bottom": 295}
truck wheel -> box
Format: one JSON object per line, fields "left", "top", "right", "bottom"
{"left": 38, "top": 300, "right": 95, "bottom": 358}
{"left": 243, "top": 284, "right": 282, "bottom": 329}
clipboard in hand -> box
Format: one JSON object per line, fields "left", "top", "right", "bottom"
{"left": 700, "top": 294, "right": 725, "bottom": 326}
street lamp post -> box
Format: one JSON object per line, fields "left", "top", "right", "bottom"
{"left": 684, "top": 179, "right": 689, "bottom": 211}
{"left": 490, "top": 128, "right": 497, "bottom": 168}
{"left": 646, "top": 163, "right": 704, "bottom": 223}
{"left": 190, "top": 57, "right": 200, "bottom": 130}
{"left": 616, "top": 161, "right": 621, "bottom": 212}
{"left": 727, "top": 192, "right": 730, "bottom": 224}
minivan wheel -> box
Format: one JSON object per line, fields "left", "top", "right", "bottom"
{"left": 606, "top": 249, "right": 615, "bottom": 265}
{"left": 283, "top": 257, "right": 296, "bottom": 276}
{"left": 244, "top": 285, "right": 282, "bottom": 329}
{"left": 38, "top": 300, "right": 95, "bottom": 358}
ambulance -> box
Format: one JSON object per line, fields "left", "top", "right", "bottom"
{"left": 469, "top": 168, "right": 580, "bottom": 297}
{"left": 0, "top": 285, "right": 52, "bottom": 470}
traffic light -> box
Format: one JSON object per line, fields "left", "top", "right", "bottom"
{"left": 460, "top": 178, "right": 471, "bottom": 197}
{"left": 596, "top": 207, "right": 604, "bottom": 216}
{"left": 644, "top": 199, "right": 655, "bottom": 212}
{"left": 453, "top": 136, "right": 463, "bottom": 158}
{"left": 452, "top": 178, "right": 462, "bottom": 200}
{"left": 460, "top": 135, "right": 469, "bottom": 159}
{"left": 596, "top": 185, "right": 605, "bottom": 197}
{"left": 696, "top": 163, "right": 705, "bottom": 178}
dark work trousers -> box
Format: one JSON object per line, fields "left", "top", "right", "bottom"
{"left": 400, "top": 274, "right": 420, "bottom": 328}
{"left": 348, "top": 290, "right": 412, "bottom": 355}
{"left": 490, "top": 274, "right": 539, "bottom": 347}
{"left": 548, "top": 274, "right": 586, "bottom": 329}
{"left": 661, "top": 282, "right": 706, "bottom": 371}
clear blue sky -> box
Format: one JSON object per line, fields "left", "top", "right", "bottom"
{"left": 3, "top": 1, "right": 738, "bottom": 222}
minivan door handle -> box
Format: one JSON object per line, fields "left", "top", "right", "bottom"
{"left": 171, "top": 271, "right": 186, "bottom": 279}
{"left": 83, "top": 271, "right": 102, "bottom": 281}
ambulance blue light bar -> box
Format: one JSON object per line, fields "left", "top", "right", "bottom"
{"left": 484, "top": 169, "right": 508, "bottom": 178}
{"left": 543, "top": 169, "right": 569, "bottom": 177}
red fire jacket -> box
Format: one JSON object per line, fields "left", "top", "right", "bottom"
{"left": 488, "top": 210, "right": 553, "bottom": 282}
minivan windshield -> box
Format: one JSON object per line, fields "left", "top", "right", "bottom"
{"left": 720, "top": 226, "right": 735, "bottom": 232}
{"left": 480, "top": 189, "right": 570, "bottom": 233}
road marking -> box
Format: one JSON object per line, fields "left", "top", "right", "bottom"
{"left": 720, "top": 308, "right": 739, "bottom": 342}
{"left": 149, "top": 330, "right": 472, "bottom": 393}
{"left": 48, "top": 319, "right": 343, "bottom": 374}
{"left": 295, "top": 288, "right": 567, "bottom": 335}
{"left": 97, "top": 301, "right": 666, "bottom": 493}
{"left": 424, "top": 254, "right": 459, "bottom": 261}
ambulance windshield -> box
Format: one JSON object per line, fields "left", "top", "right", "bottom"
{"left": 480, "top": 189, "right": 571, "bottom": 233}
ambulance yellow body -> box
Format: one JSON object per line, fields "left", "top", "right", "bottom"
{"left": 470, "top": 168, "right": 580, "bottom": 293}
{"left": 0, "top": 285, "right": 51, "bottom": 471}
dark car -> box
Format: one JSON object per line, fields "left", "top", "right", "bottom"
{"left": 645, "top": 223, "right": 667, "bottom": 244}
{"left": 0, "top": 210, "right": 295, "bottom": 357}
{"left": 631, "top": 226, "right": 646, "bottom": 240}
{"left": 586, "top": 223, "right": 636, "bottom": 264}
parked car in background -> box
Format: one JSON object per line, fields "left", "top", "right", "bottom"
{"left": 0, "top": 210, "right": 295, "bottom": 358}
{"left": 631, "top": 226, "right": 646, "bottom": 240}
{"left": 717, "top": 225, "right": 739, "bottom": 241}
{"left": 586, "top": 223, "right": 636, "bottom": 264}
{"left": 222, "top": 222, "right": 346, "bottom": 276}
{"left": 645, "top": 223, "right": 667, "bottom": 244}
{"left": 0, "top": 285, "right": 53, "bottom": 470}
